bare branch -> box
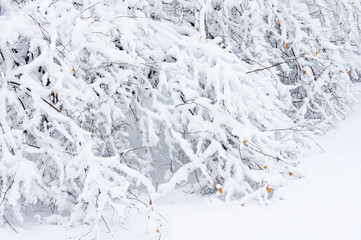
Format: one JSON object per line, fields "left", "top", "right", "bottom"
{"left": 243, "top": 142, "right": 297, "bottom": 167}
{"left": 3, "top": 216, "right": 18, "bottom": 233}
{"left": 101, "top": 215, "right": 111, "bottom": 233}
{"left": 246, "top": 54, "right": 306, "bottom": 74}
{"left": 0, "top": 179, "right": 15, "bottom": 206}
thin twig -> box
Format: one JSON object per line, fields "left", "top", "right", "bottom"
{"left": 127, "top": 190, "right": 148, "bottom": 207}
{"left": 204, "top": 168, "right": 217, "bottom": 188}
{"left": 17, "top": 98, "right": 26, "bottom": 111}
{"left": 129, "top": 104, "right": 138, "bottom": 121}
{"left": 28, "top": 14, "right": 71, "bottom": 59}
{"left": 0, "top": 179, "right": 15, "bottom": 206}
{"left": 111, "top": 121, "right": 130, "bottom": 133}
{"left": 3, "top": 216, "right": 18, "bottom": 233}
{"left": 45, "top": 169, "right": 58, "bottom": 184}
{"left": 48, "top": 0, "right": 60, "bottom": 8}
{"left": 92, "top": 31, "right": 113, "bottom": 37}
{"left": 243, "top": 142, "right": 297, "bottom": 167}
{"left": 42, "top": 98, "right": 61, "bottom": 112}
{"left": 223, "top": 101, "right": 235, "bottom": 118}
{"left": 175, "top": 101, "right": 209, "bottom": 111}
{"left": 96, "top": 189, "right": 101, "bottom": 208}
{"left": 238, "top": 143, "right": 244, "bottom": 162}
{"left": 106, "top": 61, "right": 165, "bottom": 71}
{"left": 28, "top": 15, "right": 50, "bottom": 43}
{"left": 194, "top": 171, "right": 211, "bottom": 194}
{"left": 8, "top": 81, "right": 31, "bottom": 92}
{"left": 80, "top": 1, "right": 103, "bottom": 14}
{"left": 119, "top": 146, "right": 149, "bottom": 156}
{"left": 101, "top": 215, "right": 111, "bottom": 233}
{"left": 242, "top": 58, "right": 279, "bottom": 87}
{"left": 25, "top": 143, "right": 40, "bottom": 149}
{"left": 156, "top": 163, "right": 171, "bottom": 169}
{"left": 246, "top": 54, "right": 305, "bottom": 74}
{"left": 115, "top": 15, "right": 149, "bottom": 19}
{"left": 182, "top": 130, "right": 213, "bottom": 135}
{"left": 51, "top": 199, "right": 57, "bottom": 214}
{"left": 265, "top": 127, "right": 310, "bottom": 132}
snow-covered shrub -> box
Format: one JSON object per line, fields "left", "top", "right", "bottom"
{"left": 0, "top": 0, "right": 359, "bottom": 227}
{"left": 151, "top": 0, "right": 361, "bottom": 128}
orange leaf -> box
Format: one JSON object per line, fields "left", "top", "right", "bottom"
{"left": 242, "top": 140, "right": 247, "bottom": 144}
{"left": 266, "top": 186, "right": 271, "bottom": 193}
{"left": 72, "top": 67, "right": 75, "bottom": 72}
{"left": 289, "top": 172, "right": 293, "bottom": 176}
{"left": 263, "top": 166, "right": 267, "bottom": 169}
{"left": 315, "top": 51, "right": 318, "bottom": 55}
{"left": 149, "top": 200, "right": 152, "bottom": 205}
{"left": 302, "top": 69, "right": 307, "bottom": 75}
{"left": 148, "top": 216, "right": 150, "bottom": 219}
{"left": 46, "top": 194, "right": 49, "bottom": 198}
{"left": 285, "top": 43, "right": 289, "bottom": 49}
{"left": 275, "top": 20, "right": 280, "bottom": 26}
{"left": 156, "top": 229, "right": 160, "bottom": 233}
{"left": 218, "top": 188, "right": 223, "bottom": 194}
{"left": 349, "top": 70, "right": 352, "bottom": 75}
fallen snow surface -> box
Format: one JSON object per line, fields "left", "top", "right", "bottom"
{"left": 1, "top": 91, "right": 361, "bottom": 240}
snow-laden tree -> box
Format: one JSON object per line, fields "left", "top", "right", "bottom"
{"left": 153, "top": 0, "right": 361, "bottom": 128}
{"left": 0, "top": 0, "right": 359, "bottom": 228}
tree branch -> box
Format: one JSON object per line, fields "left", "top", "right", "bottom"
{"left": 246, "top": 54, "right": 305, "bottom": 74}
{"left": 0, "top": 179, "right": 15, "bottom": 206}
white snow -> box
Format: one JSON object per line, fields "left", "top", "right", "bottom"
{"left": 1, "top": 86, "right": 360, "bottom": 240}
{"left": 158, "top": 97, "right": 361, "bottom": 240}
{"left": 1, "top": 1, "right": 361, "bottom": 239}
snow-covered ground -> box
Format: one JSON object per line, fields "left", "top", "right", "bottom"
{"left": 1, "top": 88, "right": 361, "bottom": 240}
{"left": 158, "top": 98, "right": 361, "bottom": 240}
{"left": 157, "top": 88, "right": 361, "bottom": 240}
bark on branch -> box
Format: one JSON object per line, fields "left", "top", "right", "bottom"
{"left": 246, "top": 54, "right": 306, "bottom": 74}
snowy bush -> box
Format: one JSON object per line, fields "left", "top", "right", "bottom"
{"left": 0, "top": 0, "right": 359, "bottom": 227}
